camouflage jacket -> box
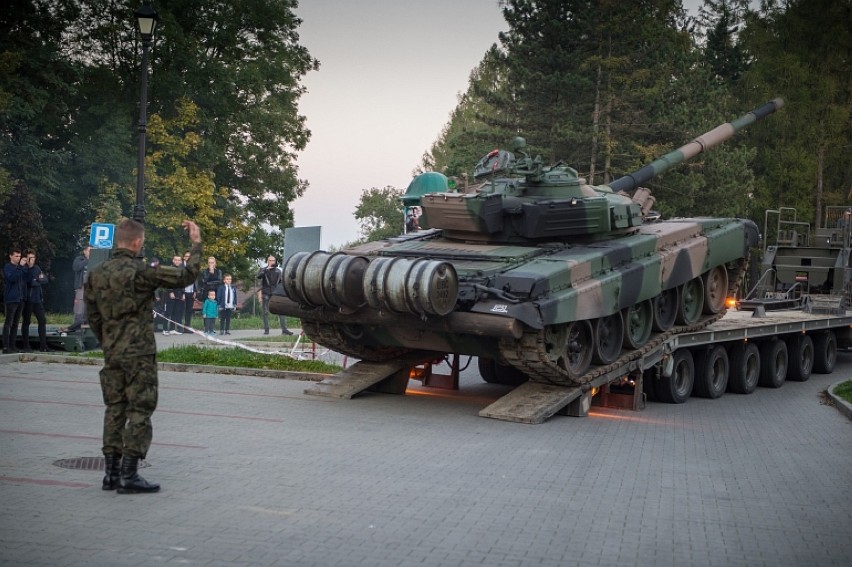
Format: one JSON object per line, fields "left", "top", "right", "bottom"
{"left": 85, "top": 243, "right": 202, "bottom": 359}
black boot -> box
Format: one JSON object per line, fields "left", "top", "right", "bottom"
{"left": 102, "top": 454, "right": 121, "bottom": 490}
{"left": 117, "top": 456, "right": 160, "bottom": 494}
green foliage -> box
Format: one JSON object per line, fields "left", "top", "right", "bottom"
{"left": 155, "top": 345, "right": 340, "bottom": 374}
{"left": 738, "top": 0, "right": 851, "bottom": 227}
{"left": 835, "top": 380, "right": 852, "bottom": 405}
{"left": 422, "top": 0, "right": 849, "bottom": 230}
{"left": 80, "top": 344, "right": 339, "bottom": 374}
{"left": 0, "top": 181, "right": 55, "bottom": 270}
{"left": 2, "top": 0, "right": 316, "bottom": 269}
{"left": 354, "top": 186, "right": 405, "bottom": 241}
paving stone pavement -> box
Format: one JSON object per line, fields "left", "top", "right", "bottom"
{"left": 1, "top": 345, "right": 851, "bottom": 567}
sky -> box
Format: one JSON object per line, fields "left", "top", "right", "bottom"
{"left": 292, "top": 0, "right": 506, "bottom": 248}
{"left": 291, "top": 0, "right": 709, "bottom": 249}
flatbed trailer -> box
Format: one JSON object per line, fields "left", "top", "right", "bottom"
{"left": 304, "top": 306, "right": 851, "bottom": 424}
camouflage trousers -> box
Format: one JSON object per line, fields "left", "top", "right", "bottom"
{"left": 99, "top": 355, "right": 158, "bottom": 458}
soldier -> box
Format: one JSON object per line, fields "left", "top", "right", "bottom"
{"left": 85, "top": 218, "right": 202, "bottom": 494}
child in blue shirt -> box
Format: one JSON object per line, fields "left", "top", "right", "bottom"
{"left": 202, "top": 289, "right": 218, "bottom": 335}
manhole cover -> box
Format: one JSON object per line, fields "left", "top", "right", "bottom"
{"left": 54, "top": 457, "right": 150, "bottom": 470}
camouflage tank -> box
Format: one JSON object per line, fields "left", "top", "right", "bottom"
{"left": 271, "top": 99, "right": 783, "bottom": 387}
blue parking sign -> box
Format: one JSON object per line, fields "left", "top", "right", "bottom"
{"left": 89, "top": 223, "right": 115, "bottom": 249}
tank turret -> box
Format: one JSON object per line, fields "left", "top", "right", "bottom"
{"left": 271, "top": 100, "right": 783, "bottom": 387}
{"left": 418, "top": 99, "right": 784, "bottom": 243}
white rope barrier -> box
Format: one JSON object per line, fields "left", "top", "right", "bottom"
{"left": 151, "top": 309, "right": 336, "bottom": 361}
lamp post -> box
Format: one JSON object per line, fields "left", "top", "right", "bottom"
{"left": 133, "top": 0, "right": 158, "bottom": 225}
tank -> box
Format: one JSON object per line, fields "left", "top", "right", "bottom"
{"left": 271, "top": 99, "right": 783, "bottom": 387}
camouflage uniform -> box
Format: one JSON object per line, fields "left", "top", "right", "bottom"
{"left": 84, "top": 243, "right": 202, "bottom": 458}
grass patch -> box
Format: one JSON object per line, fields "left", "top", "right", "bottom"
{"left": 834, "top": 380, "right": 852, "bottom": 404}
{"left": 157, "top": 345, "right": 339, "bottom": 374}
{"left": 240, "top": 334, "right": 299, "bottom": 343}
{"left": 38, "top": 313, "right": 301, "bottom": 332}
{"left": 74, "top": 345, "right": 339, "bottom": 374}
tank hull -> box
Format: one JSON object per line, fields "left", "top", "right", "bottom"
{"left": 271, "top": 217, "right": 758, "bottom": 384}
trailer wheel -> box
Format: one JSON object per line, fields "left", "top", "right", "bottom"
{"left": 656, "top": 349, "right": 694, "bottom": 404}
{"left": 692, "top": 345, "right": 729, "bottom": 398}
{"left": 786, "top": 334, "right": 814, "bottom": 382}
{"left": 813, "top": 331, "right": 837, "bottom": 374}
{"left": 478, "top": 357, "right": 528, "bottom": 386}
{"left": 758, "top": 339, "right": 787, "bottom": 388}
{"left": 728, "top": 342, "right": 760, "bottom": 394}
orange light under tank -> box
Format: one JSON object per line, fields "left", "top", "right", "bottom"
{"left": 726, "top": 297, "right": 737, "bottom": 309}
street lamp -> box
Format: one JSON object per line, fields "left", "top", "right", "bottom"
{"left": 133, "top": 0, "right": 159, "bottom": 224}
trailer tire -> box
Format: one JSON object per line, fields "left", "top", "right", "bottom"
{"left": 728, "top": 342, "right": 760, "bottom": 394}
{"left": 786, "top": 334, "right": 814, "bottom": 382}
{"left": 813, "top": 331, "right": 837, "bottom": 374}
{"left": 478, "top": 357, "right": 528, "bottom": 386}
{"left": 656, "top": 349, "right": 694, "bottom": 404}
{"left": 758, "top": 339, "right": 787, "bottom": 388}
{"left": 692, "top": 345, "right": 729, "bottom": 398}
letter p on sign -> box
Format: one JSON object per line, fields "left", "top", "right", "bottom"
{"left": 90, "top": 223, "right": 115, "bottom": 249}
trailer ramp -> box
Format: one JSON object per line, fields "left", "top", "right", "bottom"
{"left": 304, "top": 353, "right": 434, "bottom": 399}
{"left": 479, "top": 382, "right": 590, "bottom": 424}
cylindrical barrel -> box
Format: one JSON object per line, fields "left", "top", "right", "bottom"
{"left": 282, "top": 251, "right": 368, "bottom": 310}
{"left": 363, "top": 257, "right": 459, "bottom": 316}
{"left": 608, "top": 98, "right": 784, "bottom": 193}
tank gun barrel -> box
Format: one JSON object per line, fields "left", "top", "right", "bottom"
{"left": 608, "top": 98, "right": 784, "bottom": 193}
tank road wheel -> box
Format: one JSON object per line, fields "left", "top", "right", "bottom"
{"left": 593, "top": 312, "right": 624, "bottom": 365}
{"left": 702, "top": 265, "right": 729, "bottom": 314}
{"left": 623, "top": 300, "right": 653, "bottom": 349}
{"left": 656, "top": 349, "right": 695, "bottom": 404}
{"left": 758, "top": 339, "right": 788, "bottom": 388}
{"left": 728, "top": 342, "right": 760, "bottom": 394}
{"left": 478, "top": 358, "right": 528, "bottom": 387}
{"left": 786, "top": 334, "right": 814, "bottom": 382}
{"left": 692, "top": 345, "right": 729, "bottom": 398}
{"left": 677, "top": 277, "right": 704, "bottom": 325}
{"left": 813, "top": 331, "right": 838, "bottom": 374}
{"left": 550, "top": 321, "right": 594, "bottom": 380}
{"left": 653, "top": 287, "right": 679, "bottom": 332}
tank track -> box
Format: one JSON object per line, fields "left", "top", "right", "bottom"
{"left": 301, "top": 320, "right": 412, "bottom": 362}
{"left": 497, "top": 259, "right": 749, "bottom": 387}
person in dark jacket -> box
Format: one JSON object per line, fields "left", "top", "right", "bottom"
{"left": 66, "top": 245, "right": 90, "bottom": 333}
{"left": 216, "top": 273, "right": 238, "bottom": 335}
{"left": 3, "top": 248, "right": 29, "bottom": 353}
{"left": 198, "top": 256, "right": 222, "bottom": 299}
{"left": 163, "top": 255, "right": 185, "bottom": 335}
{"left": 85, "top": 219, "right": 202, "bottom": 494}
{"left": 20, "top": 250, "right": 48, "bottom": 352}
{"left": 256, "top": 255, "right": 292, "bottom": 335}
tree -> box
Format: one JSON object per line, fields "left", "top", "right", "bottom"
{"left": 738, "top": 0, "right": 852, "bottom": 226}
{"left": 421, "top": 47, "right": 516, "bottom": 178}
{"left": 0, "top": 0, "right": 80, "bottom": 256}
{"left": 354, "top": 186, "right": 404, "bottom": 242}
{"left": 0, "top": 181, "right": 55, "bottom": 276}
{"left": 3, "top": 0, "right": 317, "bottom": 266}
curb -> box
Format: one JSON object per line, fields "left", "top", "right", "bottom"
{"left": 6, "top": 352, "right": 329, "bottom": 382}
{"left": 826, "top": 381, "right": 852, "bottom": 421}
